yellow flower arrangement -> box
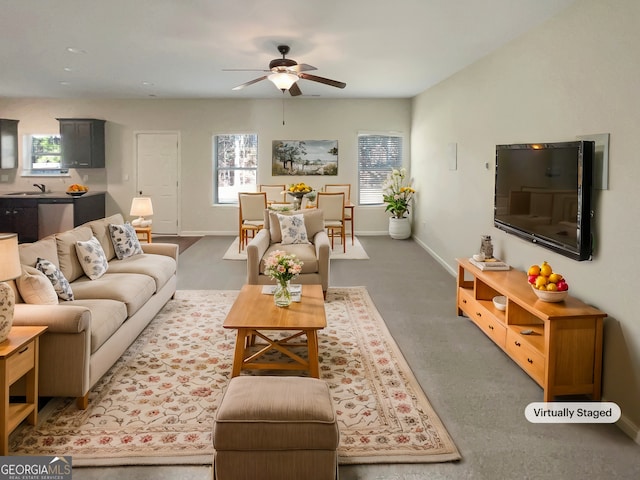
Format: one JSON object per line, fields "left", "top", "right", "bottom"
{"left": 287, "top": 182, "right": 313, "bottom": 194}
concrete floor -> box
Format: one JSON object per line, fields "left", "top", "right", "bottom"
{"left": 69, "top": 236, "right": 640, "bottom": 479}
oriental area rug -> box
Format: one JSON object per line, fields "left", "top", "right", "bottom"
{"left": 10, "top": 288, "right": 460, "bottom": 466}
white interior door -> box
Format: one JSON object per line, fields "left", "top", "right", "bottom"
{"left": 135, "top": 132, "right": 179, "bottom": 234}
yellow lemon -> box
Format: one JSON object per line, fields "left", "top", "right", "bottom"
{"left": 535, "top": 276, "right": 548, "bottom": 288}
{"left": 540, "top": 261, "right": 552, "bottom": 277}
{"left": 546, "top": 283, "right": 558, "bottom": 291}
{"left": 548, "top": 273, "right": 563, "bottom": 283}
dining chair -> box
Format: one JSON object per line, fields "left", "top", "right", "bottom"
{"left": 324, "top": 184, "right": 353, "bottom": 245}
{"left": 238, "top": 192, "right": 267, "bottom": 252}
{"left": 259, "top": 184, "right": 286, "bottom": 204}
{"left": 316, "top": 191, "right": 345, "bottom": 253}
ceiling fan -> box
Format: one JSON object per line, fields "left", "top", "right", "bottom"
{"left": 225, "top": 45, "right": 346, "bottom": 96}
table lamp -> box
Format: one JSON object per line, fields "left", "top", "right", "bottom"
{"left": 0, "top": 233, "right": 21, "bottom": 343}
{"left": 130, "top": 197, "right": 154, "bottom": 227}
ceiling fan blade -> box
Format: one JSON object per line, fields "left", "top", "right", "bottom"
{"left": 289, "top": 82, "right": 302, "bottom": 96}
{"left": 298, "top": 73, "right": 346, "bottom": 89}
{"left": 287, "top": 63, "right": 317, "bottom": 73}
{"left": 232, "top": 75, "right": 268, "bottom": 90}
{"left": 223, "top": 68, "right": 270, "bottom": 72}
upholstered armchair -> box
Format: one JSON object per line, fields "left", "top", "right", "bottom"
{"left": 246, "top": 209, "right": 330, "bottom": 296}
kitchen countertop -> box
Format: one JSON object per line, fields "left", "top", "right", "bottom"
{"left": 0, "top": 191, "right": 105, "bottom": 200}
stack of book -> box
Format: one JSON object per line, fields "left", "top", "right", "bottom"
{"left": 468, "top": 258, "right": 510, "bottom": 271}
{"left": 261, "top": 284, "right": 302, "bottom": 302}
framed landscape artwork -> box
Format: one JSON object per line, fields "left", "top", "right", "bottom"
{"left": 272, "top": 140, "right": 338, "bottom": 175}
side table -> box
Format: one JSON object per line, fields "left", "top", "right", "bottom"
{"left": 0, "top": 325, "right": 47, "bottom": 455}
{"left": 135, "top": 226, "right": 152, "bottom": 243}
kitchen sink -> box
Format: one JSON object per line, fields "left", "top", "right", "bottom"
{"left": 7, "top": 191, "right": 47, "bottom": 195}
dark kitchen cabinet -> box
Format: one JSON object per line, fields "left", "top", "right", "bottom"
{"left": 0, "top": 199, "right": 39, "bottom": 243}
{"left": 0, "top": 192, "right": 105, "bottom": 243}
{"left": 57, "top": 118, "right": 106, "bottom": 168}
{"left": 0, "top": 119, "right": 19, "bottom": 169}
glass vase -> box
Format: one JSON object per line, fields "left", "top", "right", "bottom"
{"left": 274, "top": 280, "right": 292, "bottom": 307}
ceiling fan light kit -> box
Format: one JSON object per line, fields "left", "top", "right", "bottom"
{"left": 227, "top": 44, "right": 346, "bottom": 96}
{"left": 268, "top": 72, "right": 298, "bottom": 91}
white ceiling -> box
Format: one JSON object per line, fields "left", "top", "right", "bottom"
{"left": 0, "top": 0, "right": 575, "bottom": 99}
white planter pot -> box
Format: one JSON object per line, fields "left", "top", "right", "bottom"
{"left": 389, "top": 217, "right": 411, "bottom": 239}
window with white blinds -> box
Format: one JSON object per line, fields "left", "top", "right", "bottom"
{"left": 358, "top": 133, "right": 403, "bottom": 205}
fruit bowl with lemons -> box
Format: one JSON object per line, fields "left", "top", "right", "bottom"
{"left": 527, "top": 261, "right": 569, "bottom": 302}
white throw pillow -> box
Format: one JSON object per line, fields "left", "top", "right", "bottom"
{"left": 35, "top": 258, "right": 74, "bottom": 301}
{"left": 109, "top": 223, "right": 143, "bottom": 260}
{"left": 75, "top": 236, "right": 109, "bottom": 280}
{"left": 16, "top": 265, "right": 59, "bottom": 305}
{"left": 277, "top": 213, "right": 310, "bottom": 245}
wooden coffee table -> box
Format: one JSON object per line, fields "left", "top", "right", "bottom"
{"left": 223, "top": 284, "right": 326, "bottom": 378}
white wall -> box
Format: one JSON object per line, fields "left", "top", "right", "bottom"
{"left": 411, "top": 0, "right": 640, "bottom": 440}
{"left": 0, "top": 97, "right": 411, "bottom": 235}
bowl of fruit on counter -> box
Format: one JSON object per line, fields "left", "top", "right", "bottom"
{"left": 66, "top": 184, "right": 89, "bottom": 196}
{"left": 527, "top": 261, "right": 569, "bottom": 302}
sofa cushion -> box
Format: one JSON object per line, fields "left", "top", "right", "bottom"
{"left": 35, "top": 258, "right": 74, "bottom": 301}
{"left": 16, "top": 265, "right": 59, "bottom": 305}
{"left": 107, "top": 254, "right": 176, "bottom": 291}
{"left": 109, "top": 223, "right": 143, "bottom": 260}
{"left": 85, "top": 213, "right": 124, "bottom": 261}
{"left": 70, "top": 272, "right": 156, "bottom": 317}
{"left": 278, "top": 213, "right": 309, "bottom": 245}
{"left": 260, "top": 243, "right": 319, "bottom": 275}
{"left": 268, "top": 209, "right": 324, "bottom": 244}
{"left": 56, "top": 226, "right": 93, "bottom": 283}
{"left": 18, "top": 235, "right": 58, "bottom": 268}
{"left": 66, "top": 299, "right": 128, "bottom": 353}
{"left": 75, "top": 236, "right": 109, "bottom": 280}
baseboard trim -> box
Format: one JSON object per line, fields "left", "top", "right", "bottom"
{"left": 614, "top": 406, "right": 640, "bottom": 445}
{"left": 412, "top": 235, "right": 457, "bottom": 277}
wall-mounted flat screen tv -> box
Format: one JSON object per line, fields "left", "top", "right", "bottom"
{"left": 494, "top": 141, "right": 594, "bottom": 261}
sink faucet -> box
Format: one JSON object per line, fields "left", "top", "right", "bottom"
{"left": 33, "top": 183, "right": 46, "bottom": 193}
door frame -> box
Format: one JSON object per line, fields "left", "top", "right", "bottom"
{"left": 133, "top": 130, "right": 181, "bottom": 235}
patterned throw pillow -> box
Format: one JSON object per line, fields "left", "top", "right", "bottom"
{"left": 35, "top": 258, "right": 74, "bottom": 301}
{"left": 109, "top": 223, "right": 143, "bottom": 260}
{"left": 75, "top": 236, "right": 109, "bottom": 280}
{"left": 277, "top": 213, "right": 310, "bottom": 245}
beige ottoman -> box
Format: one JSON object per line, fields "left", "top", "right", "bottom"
{"left": 213, "top": 376, "right": 339, "bottom": 480}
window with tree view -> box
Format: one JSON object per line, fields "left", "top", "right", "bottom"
{"left": 358, "top": 133, "right": 403, "bottom": 204}
{"left": 23, "top": 134, "right": 67, "bottom": 175}
{"left": 214, "top": 134, "right": 258, "bottom": 204}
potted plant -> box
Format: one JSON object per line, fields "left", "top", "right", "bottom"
{"left": 382, "top": 168, "right": 415, "bottom": 239}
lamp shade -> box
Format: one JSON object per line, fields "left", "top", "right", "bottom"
{"left": 268, "top": 72, "right": 298, "bottom": 91}
{"left": 130, "top": 197, "right": 154, "bottom": 217}
{"left": 0, "top": 233, "right": 21, "bottom": 282}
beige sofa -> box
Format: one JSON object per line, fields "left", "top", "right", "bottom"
{"left": 10, "top": 213, "right": 178, "bottom": 409}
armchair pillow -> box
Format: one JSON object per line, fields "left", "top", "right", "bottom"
{"left": 268, "top": 209, "right": 324, "bottom": 243}
{"left": 16, "top": 265, "right": 59, "bottom": 305}
{"left": 75, "top": 236, "right": 109, "bottom": 280}
{"left": 109, "top": 223, "right": 143, "bottom": 260}
{"left": 35, "top": 257, "right": 74, "bottom": 301}
{"left": 277, "top": 213, "right": 310, "bottom": 245}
